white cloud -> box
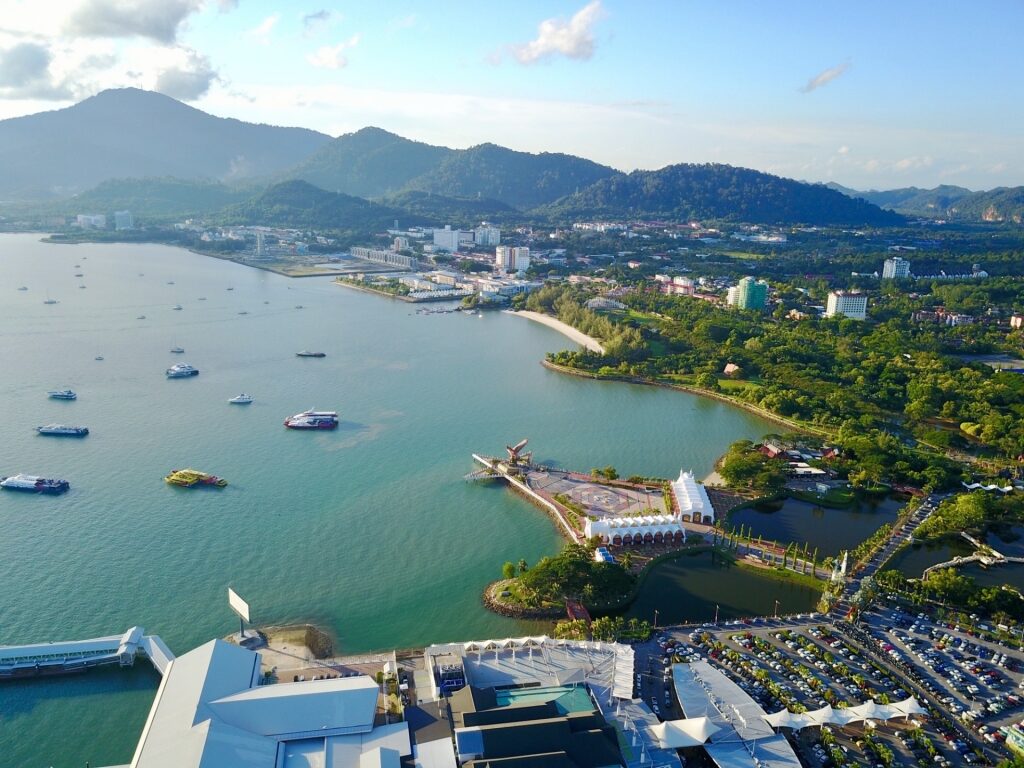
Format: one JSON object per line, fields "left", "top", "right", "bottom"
{"left": 65, "top": 0, "right": 204, "bottom": 44}
{"left": 302, "top": 10, "right": 338, "bottom": 37}
{"left": 0, "top": 42, "right": 73, "bottom": 99}
{"left": 801, "top": 61, "right": 850, "bottom": 93}
{"left": 508, "top": 0, "right": 605, "bottom": 65}
{"left": 306, "top": 35, "right": 360, "bottom": 70}
{"left": 894, "top": 155, "right": 934, "bottom": 171}
{"left": 837, "top": 145, "right": 850, "bottom": 155}
{"left": 247, "top": 13, "right": 280, "bottom": 45}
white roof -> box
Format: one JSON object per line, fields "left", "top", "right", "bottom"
{"left": 651, "top": 717, "right": 720, "bottom": 747}
{"left": 130, "top": 639, "right": 406, "bottom": 768}
{"left": 413, "top": 738, "right": 458, "bottom": 768}
{"left": 671, "top": 470, "right": 712, "bottom": 520}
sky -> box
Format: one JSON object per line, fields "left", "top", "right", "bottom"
{"left": 0, "top": 0, "right": 1021, "bottom": 190}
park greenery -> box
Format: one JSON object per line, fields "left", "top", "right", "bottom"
{"left": 553, "top": 616, "right": 653, "bottom": 642}
{"left": 499, "top": 543, "right": 635, "bottom": 610}
{"left": 875, "top": 567, "right": 1024, "bottom": 623}
{"left": 914, "top": 490, "right": 1024, "bottom": 541}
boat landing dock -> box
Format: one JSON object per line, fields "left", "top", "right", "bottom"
{"left": 0, "top": 626, "right": 174, "bottom": 680}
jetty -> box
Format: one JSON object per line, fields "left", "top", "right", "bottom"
{"left": 921, "top": 531, "right": 1024, "bottom": 578}
{"left": 0, "top": 626, "right": 174, "bottom": 680}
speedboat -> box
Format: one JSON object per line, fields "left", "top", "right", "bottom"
{"left": 37, "top": 424, "right": 89, "bottom": 436}
{"left": 296, "top": 351, "right": 326, "bottom": 358}
{"left": 47, "top": 389, "right": 77, "bottom": 400}
{"left": 172, "top": 304, "right": 183, "bottom": 311}
{"left": 74, "top": 273, "right": 83, "bottom": 277}
{"left": 94, "top": 356, "right": 104, "bottom": 361}
{"left": 137, "top": 315, "right": 146, "bottom": 320}
{"left": 284, "top": 409, "right": 338, "bottom": 429}
{"left": 170, "top": 347, "right": 185, "bottom": 354}
{"left": 0, "top": 474, "right": 70, "bottom": 494}
{"left": 17, "top": 286, "right": 27, "bottom": 291}
{"left": 166, "top": 363, "right": 199, "bottom": 378}
{"left": 229, "top": 394, "right": 254, "bottom": 404}
{"left": 43, "top": 298, "right": 58, "bottom": 305}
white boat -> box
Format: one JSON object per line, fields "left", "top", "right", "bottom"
{"left": 37, "top": 424, "right": 89, "bottom": 436}
{"left": 166, "top": 363, "right": 199, "bottom": 378}
{"left": 284, "top": 409, "right": 338, "bottom": 429}
{"left": 172, "top": 304, "right": 183, "bottom": 311}
{"left": 229, "top": 394, "right": 254, "bottom": 404}
{"left": 47, "top": 389, "right": 77, "bottom": 400}
{"left": 94, "top": 356, "right": 104, "bottom": 361}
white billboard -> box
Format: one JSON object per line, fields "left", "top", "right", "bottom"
{"left": 228, "top": 587, "right": 251, "bottom": 623}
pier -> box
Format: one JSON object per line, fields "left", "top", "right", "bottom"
{"left": 0, "top": 626, "right": 174, "bottom": 680}
{"left": 921, "top": 531, "right": 1024, "bottom": 578}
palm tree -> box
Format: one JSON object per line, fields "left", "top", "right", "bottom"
{"left": 517, "top": 559, "right": 528, "bottom": 575}
{"left": 620, "top": 552, "right": 633, "bottom": 571}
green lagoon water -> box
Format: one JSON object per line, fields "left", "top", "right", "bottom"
{"left": 0, "top": 234, "right": 774, "bottom": 766}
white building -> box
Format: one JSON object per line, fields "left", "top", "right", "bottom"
{"left": 495, "top": 246, "right": 530, "bottom": 273}
{"left": 393, "top": 236, "right": 410, "bottom": 251}
{"left": 825, "top": 290, "right": 868, "bottom": 320}
{"left": 473, "top": 225, "right": 501, "bottom": 247}
{"left": 726, "top": 286, "right": 739, "bottom": 305}
{"left": 882, "top": 256, "right": 911, "bottom": 279}
{"left": 350, "top": 246, "right": 419, "bottom": 270}
{"left": 671, "top": 469, "right": 714, "bottom": 524}
{"left": 76, "top": 214, "right": 106, "bottom": 229}
{"left": 114, "top": 210, "right": 134, "bottom": 230}
{"left": 128, "top": 639, "right": 410, "bottom": 768}
{"left": 432, "top": 226, "right": 467, "bottom": 252}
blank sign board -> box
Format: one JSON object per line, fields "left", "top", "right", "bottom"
{"left": 228, "top": 587, "right": 250, "bottom": 623}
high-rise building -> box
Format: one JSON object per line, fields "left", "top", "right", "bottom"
{"left": 882, "top": 256, "right": 910, "bottom": 279}
{"left": 432, "top": 225, "right": 467, "bottom": 252}
{"left": 114, "top": 210, "right": 134, "bottom": 230}
{"left": 728, "top": 276, "right": 768, "bottom": 310}
{"left": 393, "top": 236, "right": 410, "bottom": 252}
{"left": 474, "top": 225, "right": 501, "bottom": 247}
{"left": 495, "top": 246, "right": 530, "bottom": 272}
{"left": 825, "top": 290, "right": 868, "bottom": 320}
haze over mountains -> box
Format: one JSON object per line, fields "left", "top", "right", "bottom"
{"left": 827, "top": 182, "right": 1024, "bottom": 224}
{"left": 1, "top": 88, "right": 1018, "bottom": 227}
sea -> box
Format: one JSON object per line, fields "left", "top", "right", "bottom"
{"left": 0, "top": 234, "right": 774, "bottom": 766}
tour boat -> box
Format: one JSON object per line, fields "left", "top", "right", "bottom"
{"left": 0, "top": 474, "right": 70, "bottom": 494}
{"left": 284, "top": 409, "right": 338, "bottom": 429}
{"left": 164, "top": 469, "right": 227, "bottom": 488}
{"left": 37, "top": 424, "right": 89, "bottom": 436}
{"left": 229, "top": 394, "right": 254, "bottom": 404}
{"left": 166, "top": 363, "right": 199, "bottom": 378}
{"left": 47, "top": 389, "right": 77, "bottom": 400}
{"left": 296, "top": 351, "right": 326, "bottom": 358}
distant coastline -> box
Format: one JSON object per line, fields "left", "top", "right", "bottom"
{"left": 505, "top": 310, "right": 605, "bottom": 353}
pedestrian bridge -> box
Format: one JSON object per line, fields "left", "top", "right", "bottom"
{"left": 0, "top": 626, "right": 174, "bottom": 679}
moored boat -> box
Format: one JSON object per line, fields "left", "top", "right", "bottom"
{"left": 170, "top": 346, "right": 185, "bottom": 353}
{"left": 0, "top": 474, "right": 70, "bottom": 494}
{"left": 228, "top": 394, "right": 254, "bottom": 404}
{"left": 164, "top": 468, "right": 227, "bottom": 487}
{"left": 47, "top": 389, "right": 77, "bottom": 400}
{"left": 296, "top": 351, "right": 326, "bottom": 358}
{"left": 37, "top": 424, "right": 89, "bottom": 436}
{"left": 284, "top": 409, "right": 338, "bottom": 429}
{"left": 166, "top": 363, "right": 199, "bottom": 378}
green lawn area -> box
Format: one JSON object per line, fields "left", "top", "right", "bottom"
{"left": 790, "top": 486, "right": 856, "bottom": 507}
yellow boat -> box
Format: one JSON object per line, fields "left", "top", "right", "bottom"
{"left": 164, "top": 468, "right": 228, "bottom": 488}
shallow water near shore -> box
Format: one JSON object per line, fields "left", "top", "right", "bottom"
{"left": 0, "top": 233, "right": 775, "bottom": 766}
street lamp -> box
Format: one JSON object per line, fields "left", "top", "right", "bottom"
{"left": 654, "top": 609, "right": 659, "bottom": 629}
{"left": 774, "top": 599, "right": 780, "bottom": 620}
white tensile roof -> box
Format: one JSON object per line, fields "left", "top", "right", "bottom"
{"left": 130, "top": 639, "right": 405, "bottom": 768}
{"left": 671, "top": 470, "right": 712, "bottom": 520}
{"left": 651, "top": 717, "right": 721, "bottom": 747}
{"left": 762, "top": 697, "right": 924, "bottom": 731}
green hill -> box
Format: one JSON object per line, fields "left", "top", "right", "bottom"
{"left": 946, "top": 187, "right": 1024, "bottom": 223}
{"left": 220, "top": 180, "right": 426, "bottom": 232}
{"left": 826, "top": 182, "right": 974, "bottom": 216}
{"left": 380, "top": 190, "right": 518, "bottom": 224}
{"left": 542, "top": 163, "right": 902, "bottom": 225}
{"left": 54, "top": 177, "right": 255, "bottom": 221}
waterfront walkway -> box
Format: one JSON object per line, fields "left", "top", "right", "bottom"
{"left": 0, "top": 627, "right": 174, "bottom": 679}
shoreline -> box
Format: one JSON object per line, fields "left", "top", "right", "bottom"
{"left": 505, "top": 310, "right": 605, "bottom": 353}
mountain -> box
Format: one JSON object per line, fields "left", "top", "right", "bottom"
{"left": 285, "top": 132, "right": 617, "bottom": 209}
{"left": 221, "top": 180, "right": 426, "bottom": 232}
{"left": 380, "top": 190, "right": 518, "bottom": 224}
{"left": 950, "top": 187, "right": 1024, "bottom": 224}
{"left": 0, "top": 88, "right": 331, "bottom": 200}
{"left": 542, "top": 163, "right": 902, "bottom": 225}
{"left": 403, "top": 143, "right": 618, "bottom": 209}
{"left": 286, "top": 127, "right": 453, "bottom": 199}
{"left": 826, "top": 183, "right": 973, "bottom": 216}
{"left": 54, "top": 177, "right": 255, "bottom": 220}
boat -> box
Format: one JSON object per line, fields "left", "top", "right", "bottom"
{"left": 74, "top": 273, "right": 83, "bottom": 277}
{"left": 79, "top": 285, "right": 86, "bottom": 289}
{"left": 43, "top": 297, "right": 58, "bottom": 305}
{"left": 226, "top": 287, "right": 234, "bottom": 291}
{"left": 296, "top": 351, "right": 326, "bottom": 358}
{"left": 238, "top": 311, "right": 248, "bottom": 315}
{"left": 17, "top": 286, "right": 27, "bottom": 291}
{"left": 295, "top": 305, "right": 304, "bottom": 309}
{"left": 37, "top": 424, "right": 89, "bottom": 436}
{"left": 229, "top": 394, "right": 254, "bottom": 404}
{"left": 137, "top": 315, "right": 146, "bottom": 320}
{"left": 164, "top": 468, "right": 227, "bottom": 488}
{"left": 47, "top": 389, "right": 77, "bottom": 400}
{"left": 198, "top": 297, "right": 207, "bottom": 301}
{"left": 0, "top": 474, "right": 70, "bottom": 494}
{"left": 284, "top": 409, "right": 338, "bottom": 429}
{"left": 172, "top": 304, "right": 183, "bottom": 311}
{"left": 167, "top": 281, "right": 175, "bottom": 285}
{"left": 170, "top": 347, "right": 185, "bottom": 354}
{"left": 166, "top": 363, "right": 199, "bottom": 378}
{"left": 94, "top": 356, "right": 104, "bottom": 361}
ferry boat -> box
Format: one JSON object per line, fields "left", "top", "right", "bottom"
{"left": 170, "top": 346, "right": 185, "bottom": 354}
{"left": 229, "top": 394, "right": 254, "bottom": 404}
{"left": 296, "top": 351, "right": 326, "bottom": 358}
{"left": 47, "top": 389, "right": 77, "bottom": 400}
{"left": 37, "top": 424, "right": 89, "bottom": 436}
{"left": 0, "top": 474, "right": 70, "bottom": 494}
{"left": 166, "top": 363, "right": 199, "bottom": 378}
{"left": 164, "top": 468, "right": 227, "bottom": 488}
{"left": 284, "top": 409, "right": 338, "bottom": 429}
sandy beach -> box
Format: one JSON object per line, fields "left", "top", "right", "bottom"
{"left": 505, "top": 310, "right": 605, "bottom": 353}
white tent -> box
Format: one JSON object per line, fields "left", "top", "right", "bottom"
{"left": 763, "top": 709, "right": 805, "bottom": 729}
{"left": 650, "top": 717, "right": 720, "bottom": 748}
{"left": 803, "top": 704, "right": 836, "bottom": 727}
{"left": 890, "top": 696, "right": 928, "bottom": 718}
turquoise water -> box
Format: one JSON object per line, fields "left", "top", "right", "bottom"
{"left": 0, "top": 234, "right": 773, "bottom": 766}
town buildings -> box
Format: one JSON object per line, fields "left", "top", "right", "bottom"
{"left": 495, "top": 246, "right": 530, "bottom": 273}
{"left": 727, "top": 277, "right": 768, "bottom": 310}
{"left": 825, "top": 290, "right": 868, "bottom": 320}
{"left": 114, "top": 210, "right": 134, "bottom": 230}
{"left": 350, "top": 246, "right": 420, "bottom": 270}
{"left": 882, "top": 256, "right": 911, "bottom": 279}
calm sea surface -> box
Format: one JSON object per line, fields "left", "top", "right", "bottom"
{"left": 0, "top": 234, "right": 774, "bottom": 766}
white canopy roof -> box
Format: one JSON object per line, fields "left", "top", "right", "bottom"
{"left": 650, "top": 717, "right": 720, "bottom": 747}
{"left": 763, "top": 697, "right": 924, "bottom": 732}
{"left": 762, "top": 709, "right": 804, "bottom": 729}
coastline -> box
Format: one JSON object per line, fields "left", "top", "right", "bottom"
{"left": 505, "top": 310, "right": 605, "bottom": 354}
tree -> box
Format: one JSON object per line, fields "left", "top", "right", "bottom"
{"left": 517, "top": 559, "right": 529, "bottom": 575}
{"left": 502, "top": 562, "right": 516, "bottom": 580}
{"left": 591, "top": 615, "right": 625, "bottom": 641}
{"left": 620, "top": 552, "right": 633, "bottom": 570}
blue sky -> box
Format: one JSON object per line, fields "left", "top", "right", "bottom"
{"left": 0, "top": 0, "right": 1022, "bottom": 189}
